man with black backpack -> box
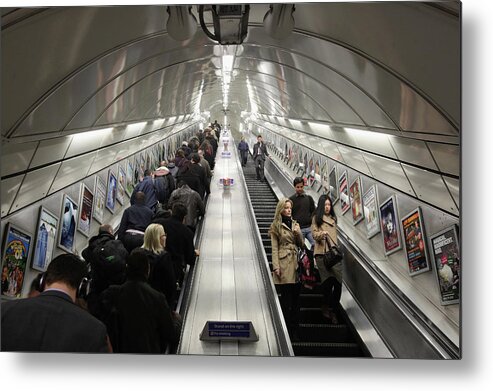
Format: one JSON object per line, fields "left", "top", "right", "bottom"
{"left": 82, "top": 224, "right": 128, "bottom": 314}
{"left": 154, "top": 165, "right": 175, "bottom": 210}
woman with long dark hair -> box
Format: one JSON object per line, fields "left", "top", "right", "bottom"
{"left": 311, "top": 194, "right": 342, "bottom": 324}
{"left": 269, "top": 197, "right": 304, "bottom": 340}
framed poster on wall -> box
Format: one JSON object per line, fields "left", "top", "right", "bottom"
{"left": 1, "top": 223, "right": 33, "bottom": 298}
{"left": 106, "top": 170, "right": 117, "bottom": 214}
{"left": 116, "top": 164, "right": 126, "bottom": 205}
{"left": 328, "top": 165, "right": 339, "bottom": 204}
{"left": 379, "top": 195, "right": 402, "bottom": 256}
{"left": 93, "top": 175, "right": 106, "bottom": 225}
{"left": 350, "top": 176, "right": 364, "bottom": 225}
{"left": 58, "top": 194, "right": 78, "bottom": 254}
{"left": 338, "top": 170, "right": 350, "bottom": 215}
{"left": 126, "top": 159, "right": 134, "bottom": 197}
{"left": 429, "top": 225, "right": 460, "bottom": 305}
{"left": 363, "top": 185, "right": 380, "bottom": 239}
{"left": 77, "top": 184, "right": 94, "bottom": 238}
{"left": 31, "top": 206, "right": 58, "bottom": 272}
{"left": 401, "top": 207, "right": 430, "bottom": 276}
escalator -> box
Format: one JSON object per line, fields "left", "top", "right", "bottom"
{"left": 242, "top": 158, "right": 367, "bottom": 357}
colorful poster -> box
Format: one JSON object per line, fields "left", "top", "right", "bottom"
{"left": 126, "top": 159, "right": 134, "bottom": 197}
{"left": 106, "top": 170, "right": 117, "bottom": 214}
{"left": 93, "top": 175, "right": 106, "bottom": 224}
{"left": 350, "top": 176, "right": 364, "bottom": 225}
{"left": 321, "top": 160, "right": 329, "bottom": 194}
{"left": 430, "top": 225, "right": 460, "bottom": 305}
{"left": 58, "top": 194, "right": 78, "bottom": 254}
{"left": 338, "top": 170, "right": 350, "bottom": 215}
{"left": 1, "top": 223, "right": 33, "bottom": 298}
{"left": 32, "top": 206, "right": 58, "bottom": 272}
{"left": 117, "top": 164, "right": 126, "bottom": 205}
{"left": 329, "top": 165, "right": 339, "bottom": 203}
{"left": 401, "top": 208, "right": 430, "bottom": 276}
{"left": 363, "top": 185, "right": 380, "bottom": 239}
{"left": 78, "top": 184, "right": 94, "bottom": 237}
{"left": 379, "top": 195, "right": 402, "bottom": 256}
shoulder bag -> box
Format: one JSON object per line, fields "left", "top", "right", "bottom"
{"left": 323, "top": 234, "right": 343, "bottom": 270}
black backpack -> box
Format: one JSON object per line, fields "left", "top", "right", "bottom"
{"left": 155, "top": 176, "right": 170, "bottom": 204}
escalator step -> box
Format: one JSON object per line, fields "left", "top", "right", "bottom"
{"left": 292, "top": 342, "right": 362, "bottom": 357}
{"left": 298, "top": 323, "right": 351, "bottom": 343}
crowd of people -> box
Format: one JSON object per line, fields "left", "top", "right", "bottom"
{"left": 270, "top": 177, "right": 342, "bottom": 341}
{"left": 1, "top": 123, "right": 222, "bottom": 354}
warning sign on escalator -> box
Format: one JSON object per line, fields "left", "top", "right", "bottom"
{"left": 199, "top": 321, "right": 259, "bottom": 342}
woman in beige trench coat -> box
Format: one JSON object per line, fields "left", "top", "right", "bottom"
{"left": 269, "top": 197, "right": 304, "bottom": 339}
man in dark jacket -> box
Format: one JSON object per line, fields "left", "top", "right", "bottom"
{"left": 1, "top": 254, "right": 110, "bottom": 352}
{"left": 176, "top": 153, "right": 209, "bottom": 199}
{"left": 289, "top": 176, "right": 316, "bottom": 249}
{"left": 253, "top": 135, "right": 269, "bottom": 181}
{"left": 152, "top": 203, "right": 198, "bottom": 285}
{"left": 130, "top": 169, "right": 158, "bottom": 212}
{"left": 168, "top": 181, "right": 205, "bottom": 232}
{"left": 97, "top": 248, "right": 181, "bottom": 354}
{"left": 117, "top": 191, "right": 154, "bottom": 253}
{"left": 82, "top": 224, "right": 127, "bottom": 312}
{"left": 238, "top": 137, "right": 249, "bottom": 167}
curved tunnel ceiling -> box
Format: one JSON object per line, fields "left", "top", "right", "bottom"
{"left": 1, "top": 3, "right": 460, "bottom": 217}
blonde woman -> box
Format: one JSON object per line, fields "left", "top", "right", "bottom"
{"left": 141, "top": 224, "right": 176, "bottom": 306}
{"left": 269, "top": 197, "right": 304, "bottom": 339}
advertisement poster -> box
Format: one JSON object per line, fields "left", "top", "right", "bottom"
{"left": 1, "top": 223, "right": 33, "bottom": 298}
{"left": 78, "top": 184, "right": 94, "bottom": 237}
{"left": 313, "top": 156, "right": 321, "bottom": 187}
{"left": 32, "top": 206, "right": 58, "bottom": 272}
{"left": 329, "top": 165, "right": 339, "bottom": 203}
{"left": 58, "top": 194, "right": 78, "bottom": 254}
{"left": 363, "top": 185, "right": 380, "bottom": 238}
{"left": 117, "top": 164, "right": 126, "bottom": 205}
{"left": 338, "top": 170, "right": 350, "bottom": 215}
{"left": 379, "top": 195, "right": 402, "bottom": 255}
{"left": 401, "top": 208, "right": 430, "bottom": 276}
{"left": 106, "top": 170, "right": 117, "bottom": 214}
{"left": 430, "top": 225, "right": 460, "bottom": 305}
{"left": 321, "top": 160, "right": 329, "bottom": 193}
{"left": 126, "top": 159, "right": 134, "bottom": 197}
{"left": 93, "top": 175, "right": 106, "bottom": 224}
{"left": 350, "top": 176, "right": 364, "bottom": 225}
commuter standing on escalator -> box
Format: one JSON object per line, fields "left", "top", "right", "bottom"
{"left": 269, "top": 197, "right": 304, "bottom": 340}
{"left": 253, "top": 135, "right": 269, "bottom": 182}
{"left": 311, "top": 194, "right": 342, "bottom": 324}
{"left": 289, "top": 177, "right": 316, "bottom": 250}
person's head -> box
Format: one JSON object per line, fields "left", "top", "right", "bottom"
{"left": 134, "top": 191, "right": 146, "bottom": 205}
{"left": 175, "top": 149, "right": 185, "bottom": 159}
{"left": 43, "top": 254, "right": 89, "bottom": 292}
{"left": 160, "top": 160, "right": 168, "bottom": 167}
{"left": 191, "top": 153, "right": 200, "bottom": 164}
{"left": 99, "top": 224, "right": 114, "bottom": 235}
{"left": 172, "top": 202, "right": 188, "bottom": 222}
{"left": 293, "top": 177, "right": 305, "bottom": 195}
{"left": 270, "top": 198, "right": 293, "bottom": 237}
{"left": 257, "top": 135, "right": 263, "bottom": 143}
{"left": 144, "top": 169, "right": 152, "bottom": 177}
{"left": 314, "top": 194, "right": 337, "bottom": 227}
{"left": 142, "top": 223, "right": 166, "bottom": 254}
{"left": 385, "top": 212, "right": 394, "bottom": 234}
{"left": 182, "top": 141, "right": 188, "bottom": 147}
{"left": 126, "top": 248, "right": 150, "bottom": 280}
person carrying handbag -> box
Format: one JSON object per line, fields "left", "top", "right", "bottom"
{"left": 311, "top": 194, "right": 342, "bottom": 324}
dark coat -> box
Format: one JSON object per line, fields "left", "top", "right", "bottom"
{"left": 130, "top": 176, "right": 158, "bottom": 211}
{"left": 1, "top": 290, "right": 109, "bottom": 352}
{"left": 176, "top": 161, "right": 207, "bottom": 198}
{"left": 142, "top": 249, "right": 177, "bottom": 306}
{"left": 98, "top": 279, "right": 180, "bottom": 354}
{"left": 253, "top": 142, "right": 269, "bottom": 161}
{"left": 154, "top": 215, "right": 196, "bottom": 269}
{"left": 117, "top": 203, "right": 154, "bottom": 238}
{"left": 168, "top": 185, "right": 205, "bottom": 228}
